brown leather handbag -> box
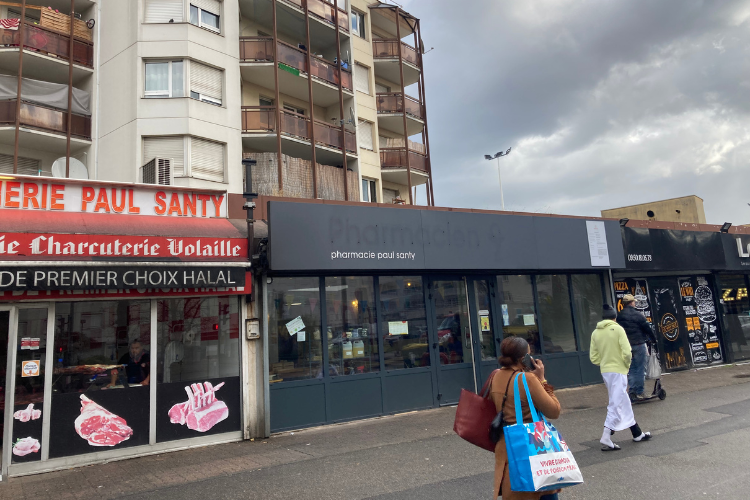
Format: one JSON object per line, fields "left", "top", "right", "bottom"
{"left": 453, "top": 369, "right": 500, "bottom": 452}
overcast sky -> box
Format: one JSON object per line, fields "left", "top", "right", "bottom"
{"left": 402, "top": 0, "right": 750, "bottom": 223}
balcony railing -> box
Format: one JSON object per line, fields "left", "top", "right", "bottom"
{"left": 279, "top": 0, "right": 349, "bottom": 32}
{"left": 0, "top": 99, "right": 91, "bottom": 139}
{"left": 373, "top": 39, "right": 419, "bottom": 66}
{"left": 376, "top": 92, "right": 424, "bottom": 120}
{"left": 240, "top": 38, "right": 353, "bottom": 91}
{"left": 242, "top": 106, "right": 356, "bottom": 153}
{"left": 0, "top": 22, "right": 94, "bottom": 68}
{"left": 239, "top": 36, "right": 274, "bottom": 62}
{"left": 380, "top": 148, "right": 428, "bottom": 173}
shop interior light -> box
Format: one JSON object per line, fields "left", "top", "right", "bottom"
{"left": 290, "top": 302, "right": 302, "bottom": 306}
{"left": 0, "top": 175, "right": 15, "bottom": 180}
{"left": 619, "top": 218, "right": 629, "bottom": 227}
{"left": 721, "top": 222, "right": 732, "bottom": 233}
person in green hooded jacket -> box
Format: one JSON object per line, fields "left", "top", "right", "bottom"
{"left": 590, "top": 305, "right": 651, "bottom": 450}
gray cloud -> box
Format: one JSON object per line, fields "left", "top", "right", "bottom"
{"left": 408, "top": 0, "right": 750, "bottom": 222}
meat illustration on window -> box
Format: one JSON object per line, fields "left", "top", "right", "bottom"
{"left": 12, "top": 437, "right": 40, "bottom": 456}
{"left": 168, "top": 381, "right": 228, "bottom": 432}
{"left": 75, "top": 395, "right": 134, "bottom": 447}
{"left": 14, "top": 403, "right": 41, "bottom": 422}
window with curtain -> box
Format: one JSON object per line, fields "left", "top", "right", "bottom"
{"left": 190, "top": 137, "right": 225, "bottom": 182}
{"left": 358, "top": 119, "right": 373, "bottom": 150}
{"left": 144, "top": 0, "right": 185, "bottom": 23}
{"left": 536, "top": 275, "right": 578, "bottom": 354}
{"left": 143, "top": 136, "right": 185, "bottom": 175}
{"left": 354, "top": 63, "right": 370, "bottom": 94}
{"left": 145, "top": 60, "right": 184, "bottom": 98}
{"left": 190, "top": 0, "right": 220, "bottom": 32}
{"left": 190, "top": 61, "right": 222, "bottom": 105}
{"left": 572, "top": 274, "right": 604, "bottom": 351}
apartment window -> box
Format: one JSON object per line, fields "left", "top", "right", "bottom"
{"left": 375, "top": 83, "right": 389, "bottom": 94}
{"left": 358, "top": 119, "right": 373, "bottom": 150}
{"left": 283, "top": 104, "right": 305, "bottom": 115}
{"left": 351, "top": 9, "right": 365, "bottom": 38}
{"left": 362, "top": 178, "right": 377, "bottom": 203}
{"left": 190, "top": 0, "right": 220, "bottom": 32}
{"left": 144, "top": 0, "right": 184, "bottom": 23}
{"left": 0, "top": 153, "right": 41, "bottom": 176}
{"left": 190, "top": 137, "right": 225, "bottom": 182}
{"left": 143, "top": 136, "right": 224, "bottom": 182}
{"left": 259, "top": 96, "right": 274, "bottom": 107}
{"left": 382, "top": 188, "right": 399, "bottom": 204}
{"left": 190, "top": 61, "right": 222, "bottom": 105}
{"left": 354, "top": 63, "right": 370, "bottom": 94}
{"left": 145, "top": 60, "right": 184, "bottom": 98}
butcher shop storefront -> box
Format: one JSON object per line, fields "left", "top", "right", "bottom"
{"left": 0, "top": 176, "right": 251, "bottom": 479}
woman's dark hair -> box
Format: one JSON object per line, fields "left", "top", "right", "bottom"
{"left": 499, "top": 336, "right": 529, "bottom": 367}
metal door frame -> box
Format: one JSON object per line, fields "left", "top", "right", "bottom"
{"left": 466, "top": 276, "right": 502, "bottom": 387}
{"left": 1, "top": 302, "right": 54, "bottom": 480}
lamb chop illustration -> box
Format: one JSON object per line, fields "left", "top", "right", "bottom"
{"left": 168, "top": 381, "right": 228, "bottom": 432}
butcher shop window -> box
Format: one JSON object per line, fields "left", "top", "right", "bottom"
{"left": 268, "top": 277, "right": 323, "bottom": 381}
{"left": 155, "top": 296, "right": 240, "bottom": 384}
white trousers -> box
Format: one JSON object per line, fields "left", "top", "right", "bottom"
{"left": 602, "top": 372, "right": 636, "bottom": 431}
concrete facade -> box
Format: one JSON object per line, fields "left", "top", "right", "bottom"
{"left": 601, "top": 195, "right": 707, "bottom": 224}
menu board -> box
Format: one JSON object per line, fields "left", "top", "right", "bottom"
{"left": 614, "top": 278, "right": 654, "bottom": 327}
{"left": 650, "top": 281, "right": 689, "bottom": 370}
{"left": 678, "top": 276, "right": 723, "bottom": 365}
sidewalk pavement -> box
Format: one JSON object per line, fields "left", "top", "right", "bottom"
{"left": 2, "top": 363, "right": 749, "bottom": 500}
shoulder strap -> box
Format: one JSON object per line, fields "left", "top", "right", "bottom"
{"left": 480, "top": 368, "right": 501, "bottom": 398}
{"left": 499, "top": 369, "right": 518, "bottom": 415}
{"left": 513, "top": 372, "right": 540, "bottom": 424}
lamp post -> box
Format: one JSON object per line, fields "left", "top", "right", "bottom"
{"left": 484, "top": 148, "right": 512, "bottom": 210}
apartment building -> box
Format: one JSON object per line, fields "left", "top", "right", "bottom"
{"left": 0, "top": 0, "right": 432, "bottom": 206}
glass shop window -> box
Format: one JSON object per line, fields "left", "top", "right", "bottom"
{"left": 572, "top": 274, "right": 604, "bottom": 351}
{"left": 379, "top": 276, "right": 429, "bottom": 369}
{"left": 325, "top": 276, "right": 379, "bottom": 376}
{"left": 536, "top": 275, "right": 578, "bottom": 353}
{"left": 719, "top": 275, "right": 750, "bottom": 361}
{"left": 497, "top": 275, "right": 540, "bottom": 354}
{"left": 268, "top": 277, "right": 323, "bottom": 382}
{"left": 156, "top": 296, "right": 240, "bottom": 383}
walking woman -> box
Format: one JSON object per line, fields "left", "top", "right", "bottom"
{"left": 590, "top": 305, "right": 652, "bottom": 450}
{"left": 490, "top": 336, "right": 561, "bottom": 500}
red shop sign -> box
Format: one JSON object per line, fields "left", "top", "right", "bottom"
{"left": 0, "top": 232, "right": 248, "bottom": 262}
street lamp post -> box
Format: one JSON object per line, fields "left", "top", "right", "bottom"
{"left": 484, "top": 148, "right": 512, "bottom": 210}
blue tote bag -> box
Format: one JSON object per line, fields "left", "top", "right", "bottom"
{"left": 503, "top": 373, "right": 583, "bottom": 492}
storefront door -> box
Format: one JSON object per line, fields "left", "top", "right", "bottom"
{"left": 1, "top": 304, "right": 52, "bottom": 479}
{"left": 427, "top": 278, "right": 482, "bottom": 405}
{"left": 467, "top": 278, "right": 501, "bottom": 388}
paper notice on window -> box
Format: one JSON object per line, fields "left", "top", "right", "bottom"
{"left": 286, "top": 316, "right": 305, "bottom": 336}
{"left": 388, "top": 321, "right": 408, "bottom": 335}
{"left": 523, "top": 314, "right": 535, "bottom": 326}
{"left": 586, "top": 220, "right": 610, "bottom": 267}
{"left": 501, "top": 304, "right": 510, "bottom": 326}
{"left": 480, "top": 316, "right": 491, "bottom": 332}
{"left": 297, "top": 331, "right": 306, "bottom": 342}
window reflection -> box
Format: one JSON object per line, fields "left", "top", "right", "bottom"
{"left": 720, "top": 275, "right": 750, "bottom": 361}
{"left": 497, "top": 275, "right": 540, "bottom": 354}
{"left": 268, "top": 277, "right": 323, "bottom": 381}
{"left": 473, "top": 280, "right": 496, "bottom": 360}
{"left": 325, "top": 277, "right": 379, "bottom": 376}
{"left": 433, "top": 280, "right": 472, "bottom": 365}
{"left": 380, "top": 277, "right": 429, "bottom": 369}
{"left": 536, "top": 275, "right": 578, "bottom": 353}
{"left": 572, "top": 274, "right": 604, "bottom": 351}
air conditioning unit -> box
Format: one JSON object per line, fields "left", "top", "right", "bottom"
{"left": 140, "top": 158, "right": 173, "bottom": 186}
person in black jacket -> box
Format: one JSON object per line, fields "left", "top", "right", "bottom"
{"left": 616, "top": 294, "right": 657, "bottom": 399}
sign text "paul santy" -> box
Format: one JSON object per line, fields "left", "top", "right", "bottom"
{"left": 0, "top": 179, "right": 227, "bottom": 218}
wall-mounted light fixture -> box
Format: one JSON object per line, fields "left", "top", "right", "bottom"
{"left": 619, "top": 218, "right": 629, "bottom": 227}
{"left": 721, "top": 222, "right": 732, "bottom": 233}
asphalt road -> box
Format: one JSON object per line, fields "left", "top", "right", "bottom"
{"left": 118, "top": 372, "right": 750, "bottom": 500}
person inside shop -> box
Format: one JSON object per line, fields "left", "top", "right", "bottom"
{"left": 109, "top": 339, "right": 150, "bottom": 387}
{"left": 590, "top": 305, "right": 651, "bottom": 450}
{"left": 616, "top": 294, "right": 657, "bottom": 400}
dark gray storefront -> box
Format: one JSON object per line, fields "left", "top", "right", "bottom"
{"left": 264, "top": 201, "right": 625, "bottom": 432}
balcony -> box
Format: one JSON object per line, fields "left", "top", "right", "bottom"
{"left": 241, "top": 106, "right": 356, "bottom": 166}
{"left": 372, "top": 39, "right": 421, "bottom": 87}
{"left": 0, "top": 22, "right": 94, "bottom": 84}
{"left": 380, "top": 147, "right": 429, "bottom": 187}
{"left": 239, "top": 37, "right": 353, "bottom": 107}
{"left": 279, "top": 0, "right": 349, "bottom": 33}
{"left": 0, "top": 99, "right": 91, "bottom": 153}
{"left": 376, "top": 92, "right": 425, "bottom": 135}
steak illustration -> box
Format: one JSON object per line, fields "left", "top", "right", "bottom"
{"left": 74, "top": 395, "right": 133, "bottom": 446}
{"left": 12, "top": 437, "right": 40, "bottom": 456}
{"left": 168, "top": 381, "right": 228, "bottom": 432}
{"left": 14, "top": 403, "right": 41, "bottom": 422}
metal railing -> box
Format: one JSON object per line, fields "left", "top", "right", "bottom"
{"left": 239, "top": 36, "right": 274, "bottom": 62}
{"left": 372, "top": 39, "right": 419, "bottom": 66}
{"left": 0, "top": 22, "right": 94, "bottom": 68}
{"left": 380, "top": 148, "right": 428, "bottom": 172}
{"left": 376, "top": 92, "right": 424, "bottom": 119}
{"left": 242, "top": 106, "right": 356, "bottom": 153}
{"left": 0, "top": 99, "right": 91, "bottom": 139}
{"left": 279, "top": 0, "right": 349, "bottom": 32}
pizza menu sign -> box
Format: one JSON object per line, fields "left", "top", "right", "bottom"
{"left": 0, "top": 178, "right": 227, "bottom": 218}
